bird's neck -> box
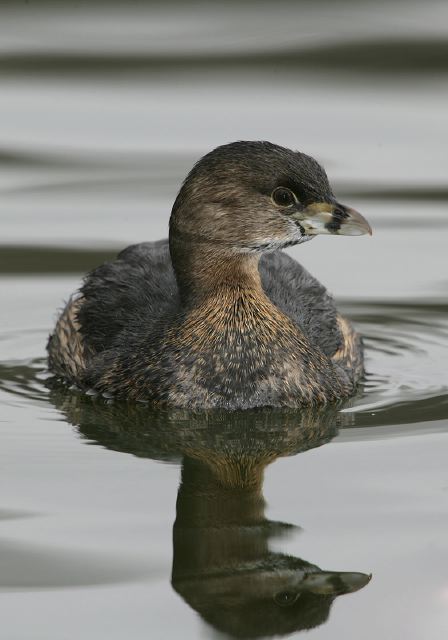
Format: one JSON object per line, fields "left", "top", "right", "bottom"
{"left": 169, "top": 235, "right": 266, "bottom": 304}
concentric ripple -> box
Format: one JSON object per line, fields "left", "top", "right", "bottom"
{"left": 341, "top": 301, "right": 448, "bottom": 428}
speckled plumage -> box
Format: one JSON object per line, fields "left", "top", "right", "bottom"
{"left": 48, "top": 241, "right": 362, "bottom": 408}
{"left": 47, "top": 141, "right": 368, "bottom": 409}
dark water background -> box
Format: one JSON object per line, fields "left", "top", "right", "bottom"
{"left": 1, "top": 1, "right": 447, "bottom": 638}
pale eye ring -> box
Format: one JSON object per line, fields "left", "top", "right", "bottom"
{"left": 271, "top": 187, "right": 297, "bottom": 208}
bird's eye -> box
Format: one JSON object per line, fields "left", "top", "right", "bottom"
{"left": 271, "top": 187, "right": 297, "bottom": 208}
{"left": 273, "top": 591, "right": 301, "bottom": 607}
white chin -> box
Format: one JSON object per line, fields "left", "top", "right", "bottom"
{"left": 242, "top": 230, "right": 315, "bottom": 252}
{"left": 264, "top": 234, "right": 315, "bottom": 251}
{"left": 297, "top": 233, "right": 315, "bottom": 245}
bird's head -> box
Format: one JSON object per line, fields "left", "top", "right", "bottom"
{"left": 169, "top": 140, "right": 371, "bottom": 253}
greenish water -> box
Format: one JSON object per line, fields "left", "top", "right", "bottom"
{"left": 1, "top": 1, "right": 447, "bottom": 638}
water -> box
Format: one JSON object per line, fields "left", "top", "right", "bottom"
{"left": 1, "top": 1, "right": 447, "bottom": 638}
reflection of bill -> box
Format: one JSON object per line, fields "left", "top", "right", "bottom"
{"left": 49, "top": 390, "right": 371, "bottom": 637}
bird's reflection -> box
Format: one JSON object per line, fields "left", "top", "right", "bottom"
{"left": 50, "top": 388, "right": 371, "bottom": 638}
{"left": 173, "top": 456, "right": 370, "bottom": 638}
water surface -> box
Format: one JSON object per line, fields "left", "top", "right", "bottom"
{"left": 0, "top": 1, "right": 447, "bottom": 638}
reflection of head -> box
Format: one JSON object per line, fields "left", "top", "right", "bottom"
{"left": 48, "top": 388, "right": 370, "bottom": 638}
{"left": 184, "top": 565, "right": 358, "bottom": 638}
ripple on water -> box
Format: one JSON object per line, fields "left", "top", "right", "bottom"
{"left": 341, "top": 301, "right": 448, "bottom": 429}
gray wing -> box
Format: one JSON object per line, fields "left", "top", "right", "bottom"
{"left": 77, "top": 240, "right": 179, "bottom": 354}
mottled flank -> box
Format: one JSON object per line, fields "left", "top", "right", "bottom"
{"left": 47, "top": 296, "right": 89, "bottom": 383}
{"left": 332, "top": 315, "right": 364, "bottom": 380}
{"left": 47, "top": 141, "right": 368, "bottom": 409}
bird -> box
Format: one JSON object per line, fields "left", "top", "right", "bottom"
{"left": 47, "top": 140, "right": 371, "bottom": 410}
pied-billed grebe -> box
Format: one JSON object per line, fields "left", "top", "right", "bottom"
{"left": 47, "top": 141, "right": 371, "bottom": 409}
